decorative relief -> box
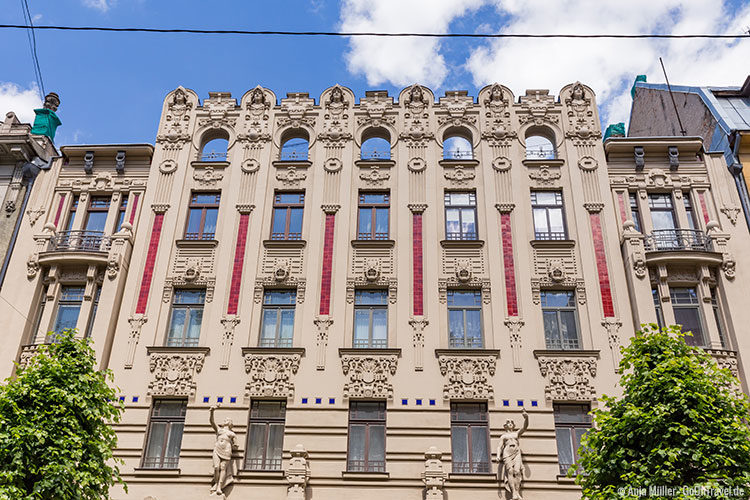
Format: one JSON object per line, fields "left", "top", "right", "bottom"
{"left": 125, "top": 315, "right": 147, "bottom": 369}
{"left": 528, "top": 165, "right": 561, "bottom": 186}
{"left": 492, "top": 156, "right": 511, "bottom": 172}
{"left": 244, "top": 352, "right": 301, "bottom": 399}
{"left": 352, "top": 246, "right": 393, "bottom": 276}
{"left": 720, "top": 205, "right": 741, "bottom": 225}
{"left": 410, "top": 317, "right": 428, "bottom": 371}
{"left": 276, "top": 165, "right": 307, "bottom": 186}
{"left": 278, "top": 92, "right": 316, "bottom": 129}
{"left": 163, "top": 275, "right": 215, "bottom": 303}
{"left": 242, "top": 86, "right": 271, "bottom": 142}
{"left": 706, "top": 349, "right": 739, "bottom": 378}
{"left": 441, "top": 248, "right": 485, "bottom": 276}
{"left": 319, "top": 85, "right": 352, "bottom": 146}
{"left": 536, "top": 353, "right": 598, "bottom": 401}
{"left": 18, "top": 344, "right": 42, "bottom": 370}
{"left": 26, "top": 207, "right": 45, "bottom": 226}
{"left": 422, "top": 446, "right": 447, "bottom": 500}
{"left": 518, "top": 89, "right": 558, "bottom": 125}
{"left": 602, "top": 319, "right": 623, "bottom": 370}
{"left": 148, "top": 350, "right": 206, "bottom": 398}
{"left": 482, "top": 84, "right": 516, "bottom": 146}
{"left": 198, "top": 92, "right": 237, "bottom": 130}
{"left": 531, "top": 277, "right": 586, "bottom": 305}
{"left": 192, "top": 165, "right": 224, "bottom": 187}
{"left": 407, "top": 157, "right": 427, "bottom": 172}
{"left": 341, "top": 353, "right": 398, "bottom": 399}
{"left": 578, "top": 155, "right": 599, "bottom": 171}
{"left": 219, "top": 316, "right": 240, "bottom": 369}
{"left": 438, "top": 277, "right": 491, "bottom": 304}
{"left": 241, "top": 158, "right": 260, "bottom": 173}
{"left": 346, "top": 277, "right": 397, "bottom": 304}
{"left": 400, "top": 84, "right": 433, "bottom": 146}
{"left": 286, "top": 444, "right": 310, "bottom": 500}
{"left": 359, "top": 165, "right": 391, "bottom": 186}
{"left": 564, "top": 83, "right": 600, "bottom": 139}
{"left": 437, "top": 90, "right": 476, "bottom": 128}
{"left": 443, "top": 165, "right": 475, "bottom": 185}
{"left": 254, "top": 276, "right": 306, "bottom": 304}
{"left": 505, "top": 318, "right": 524, "bottom": 372}
{"left": 323, "top": 157, "right": 343, "bottom": 172}
{"left": 262, "top": 247, "right": 304, "bottom": 277}
{"left": 314, "top": 316, "right": 333, "bottom": 370}
{"left": 532, "top": 246, "right": 577, "bottom": 277}
{"left": 438, "top": 355, "right": 497, "bottom": 400}
{"left": 158, "top": 159, "right": 178, "bottom": 174}
{"left": 357, "top": 90, "right": 395, "bottom": 128}
{"left": 159, "top": 86, "right": 193, "bottom": 142}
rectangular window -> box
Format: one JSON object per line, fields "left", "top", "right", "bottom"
{"left": 260, "top": 290, "right": 296, "bottom": 348}
{"left": 353, "top": 290, "right": 388, "bottom": 348}
{"left": 683, "top": 194, "right": 698, "bottom": 230}
{"left": 444, "top": 192, "right": 477, "bottom": 240}
{"left": 629, "top": 193, "right": 642, "bottom": 232}
{"left": 447, "top": 290, "right": 483, "bottom": 348}
{"left": 357, "top": 192, "right": 390, "bottom": 240}
{"left": 84, "top": 286, "right": 101, "bottom": 338}
{"left": 670, "top": 287, "right": 705, "bottom": 347}
{"left": 450, "top": 402, "right": 490, "bottom": 474}
{"left": 115, "top": 194, "right": 129, "bottom": 232}
{"left": 184, "top": 192, "right": 220, "bottom": 240}
{"left": 142, "top": 399, "right": 187, "bottom": 469}
{"left": 347, "top": 401, "right": 386, "bottom": 473}
{"left": 166, "top": 290, "right": 205, "bottom": 347}
{"left": 531, "top": 191, "right": 566, "bottom": 240}
{"left": 652, "top": 288, "right": 665, "bottom": 330}
{"left": 32, "top": 285, "right": 48, "bottom": 341}
{"left": 541, "top": 290, "right": 580, "bottom": 350}
{"left": 84, "top": 196, "right": 111, "bottom": 233}
{"left": 245, "top": 401, "right": 286, "bottom": 471}
{"left": 648, "top": 193, "right": 677, "bottom": 231}
{"left": 271, "top": 192, "right": 304, "bottom": 240}
{"left": 64, "top": 195, "right": 79, "bottom": 231}
{"left": 51, "top": 285, "right": 85, "bottom": 338}
{"left": 554, "top": 403, "right": 591, "bottom": 475}
{"left": 710, "top": 287, "right": 727, "bottom": 348}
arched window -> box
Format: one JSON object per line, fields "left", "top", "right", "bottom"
{"left": 525, "top": 130, "right": 556, "bottom": 160}
{"left": 443, "top": 130, "right": 473, "bottom": 160}
{"left": 280, "top": 131, "right": 309, "bottom": 161}
{"left": 200, "top": 137, "right": 228, "bottom": 161}
{"left": 361, "top": 129, "right": 391, "bottom": 160}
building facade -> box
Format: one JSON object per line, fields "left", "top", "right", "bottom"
{"left": 2, "top": 82, "right": 749, "bottom": 499}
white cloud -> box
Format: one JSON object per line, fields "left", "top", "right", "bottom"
{"left": 82, "top": 0, "right": 115, "bottom": 12}
{"left": 0, "top": 82, "right": 41, "bottom": 124}
{"left": 340, "top": 0, "right": 486, "bottom": 88}
{"left": 466, "top": 0, "right": 750, "bottom": 124}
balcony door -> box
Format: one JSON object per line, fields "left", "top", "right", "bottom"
{"left": 648, "top": 194, "right": 677, "bottom": 231}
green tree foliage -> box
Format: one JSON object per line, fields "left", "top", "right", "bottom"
{"left": 0, "top": 330, "right": 125, "bottom": 499}
{"left": 577, "top": 324, "right": 750, "bottom": 499}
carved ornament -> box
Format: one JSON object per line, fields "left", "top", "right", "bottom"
{"left": 536, "top": 351, "right": 598, "bottom": 401}
{"left": 148, "top": 348, "right": 207, "bottom": 399}
{"left": 341, "top": 352, "right": 398, "bottom": 399}
{"left": 438, "top": 354, "right": 497, "bottom": 400}
{"left": 243, "top": 351, "right": 302, "bottom": 399}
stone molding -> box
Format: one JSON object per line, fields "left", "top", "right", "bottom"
{"left": 340, "top": 349, "right": 400, "bottom": 399}
{"left": 285, "top": 444, "right": 310, "bottom": 500}
{"left": 705, "top": 348, "right": 739, "bottom": 377}
{"left": 436, "top": 350, "right": 499, "bottom": 400}
{"left": 534, "top": 350, "right": 599, "bottom": 401}
{"left": 242, "top": 348, "right": 303, "bottom": 400}
{"left": 146, "top": 346, "right": 209, "bottom": 399}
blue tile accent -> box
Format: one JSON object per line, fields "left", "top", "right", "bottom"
{"left": 230, "top": 397, "right": 237, "bottom": 404}
{"left": 132, "top": 396, "right": 139, "bottom": 403}
{"left": 217, "top": 397, "right": 224, "bottom": 403}
{"left": 429, "top": 399, "right": 436, "bottom": 406}
{"left": 203, "top": 396, "right": 210, "bottom": 403}
{"left": 531, "top": 400, "right": 538, "bottom": 407}
{"left": 302, "top": 398, "right": 308, "bottom": 404}
{"left": 315, "top": 398, "right": 322, "bottom": 404}
{"left": 402, "top": 399, "right": 408, "bottom": 405}
{"left": 517, "top": 400, "right": 524, "bottom": 406}
{"left": 118, "top": 396, "right": 125, "bottom": 402}
{"left": 416, "top": 399, "right": 423, "bottom": 406}
{"left": 329, "top": 398, "right": 335, "bottom": 404}
{"left": 503, "top": 400, "right": 510, "bottom": 406}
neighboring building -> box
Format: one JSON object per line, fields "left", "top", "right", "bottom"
{"left": 629, "top": 76, "right": 750, "bottom": 228}
{"left": 2, "top": 82, "right": 749, "bottom": 499}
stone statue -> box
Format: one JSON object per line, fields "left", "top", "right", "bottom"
{"left": 30, "top": 92, "right": 62, "bottom": 141}
{"left": 497, "top": 408, "right": 528, "bottom": 500}
{"left": 43, "top": 92, "right": 60, "bottom": 112}
{"left": 209, "top": 405, "right": 237, "bottom": 497}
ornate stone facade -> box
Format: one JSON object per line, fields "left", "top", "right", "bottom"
{"left": 437, "top": 352, "right": 498, "bottom": 400}
{"left": 535, "top": 351, "right": 599, "bottom": 401}
{"left": 340, "top": 351, "right": 399, "bottom": 399}
{"left": 147, "top": 348, "right": 207, "bottom": 399}
{"left": 243, "top": 349, "right": 302, "bottom": 399}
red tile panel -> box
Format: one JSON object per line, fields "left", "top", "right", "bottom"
{"left": 135, "top": 213, "right": 164, "bottom": 314}
{"left": 590, "top": 213, "right": 615, "bottom": 318}
{"left": 53, "top": 193, "right": 66, "bottom": 227}
{"left": 500, "top": 213, "right": 518, "bottom": 317}
{"left": 319, "top": 213, "right": 336, "bottom": 315}
{"left": 617, "top": 192, "right": 627, "bottom": 223}
{"left": 412, "top": 213, "right": 424, "bottom": 316}
{"left": 129, "top": 193, "right": 140, "bottom": 225}
{"left": 698, "top": 191, "right": 710, "bottom": 224}
{"left": 226, "top": 213, "right": 250, "bottom": 315}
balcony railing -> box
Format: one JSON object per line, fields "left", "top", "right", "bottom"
{"left": 142, "top": 456, "right": 179, "bottom": 469}
{"left": 644, "top": 229, "right": 712, "bottom": 252}
{"left": 534, "top": 231, "right": 568, "bottom": 241}
{"left": 200, "top": 151, "right": 228, "bottom": 161}
{"left": 258, "top": 338, "right": 293, "bottom": 348}
{"left": 279, "top": 150, "right": 308, "bottom": 162}
{"left": 452, "top": 461, "right": 491, "bottom": 474}
{"left": 443, "top": 150, "right": 474, "bottom": 160}
{"left": 48, "top": 230, "right": 111, "bottom": 252}
{"left": 347, "top": 460, "right": 385, "bottom": 473}
{"left": 360, "top": 149, "right": 391, "bottom": 160}
{"left": 449, "top": 336, "right": 484, "bottom": 349}
{"left": 525, "top": 148, "right": 556, "bottom": 160}
{"left": 245, "top": 457, "right": 282, "bottom": 471}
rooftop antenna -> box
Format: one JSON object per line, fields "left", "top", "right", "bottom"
{"left": 659, "top": 57, "right": 687, "bottom": 136}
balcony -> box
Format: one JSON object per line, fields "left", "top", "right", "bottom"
{"left": 443, "top": 150, "right": 474, "bottom": 161}
{"left": 644, "top": 229, "right": 712, "bottom": 252}
{"left": 199, "top": 151, "right": 227, "bottom": 162}
{"left": 49, "top": 230, "right": 111, "bottom": 253}
{"left": 360, "top": 148, "right": 391, "bottom": 161}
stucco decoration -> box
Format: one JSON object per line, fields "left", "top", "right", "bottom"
{"left": 443, "top": 165, "right": 475, "bottom": 185}
{"left": 278, "top": 92, "right": 316, "bottom": 129}
{"left": 505, "top": 318, "right": 524, "bottom": 372}
{"left": 564, "top": 82, "right": 600, "bottom": 140}
{"left": 401, "top": 84, "right": 434, "bottom": 145}
{"left": 240, "top": 158, "right": 260, "bottom": 173}
{"left": 438, "top": 355, "right": 497, "bottom": 400}
{"left": 707, "top": 223, "right": 736, "bottom": 280}
{"left": 219, "top": 316, "right": 240, "bottom": 369}
{"left": 199, "top": 92, "right": 237, "bottom": 130}
{"left": 314, "top": 316, "right": 333, "bottom": 370}
{"left": 125, "top": 315, "right": 147, "bottom": 369}
{"left": 276, "top": 165, "right": 307, "bottom": 186}
{"left": 422, "top": 446, "right": 447, "bottom": 500}
{"left": 528, "top": 165, "right": 561, "bottom": 186}
{"left": 536, "top": 354, "right": 598, "bottom": 401}
{"left": 148, "top": 350, "right": 206, "bottom": 398}
{"left": 437, "top": 90, "right": 476, "bottom": 129}
{"left": 26, "top": 207, "right": 45, "bottom": 226}
{"left": 492, "top": 156, "right": 512, "bottom": 172}
{"left": 407, "top": 157, "right": 427, "bottom": 172}
{"left": 517, "top": 89, "right": 559, "bottom": 126}
{"left": 158, "top": 159, "right": 178, "bottom": 174}
{"left": 531, "top": 277, "right": 586, "bottom": 305}
{"left": 720, "top": 205, "right": 741, "bottom": 225}
{"left": 323, "top": 157, "right": 343, "bottom": 173}
{"left": 319, "top": 85, "right": 352, "bottom": 146}
{"left": 193, "top": 165, "right": 225, "bottom": 187}
{"left": 160, "top": 87, "right": 194, "bottom": 141}
{"left": 409, "top": 317, "right": 429, "bottom": 371}
{"left": 482, "top": 84, "right": 517, "bottom": 146}
{"left": 286, "top": 444, "right": 310, "bottom": 500}
{"left": 242, "top": 86, "right": 271, "bottom": 142}
{"left": 254, "top": 277, "right": 306, "bottom": 305}
{"left": 209, "top": 405, "right": 238, "bottom": 498}
{"left": 357, "top": 90, "right": 396, "bottom": 130}
{"left": 602, "top": 318, "right": 623, "bottom": 370}
{"left": 341, "top": 353, "right": 398, "bottom": 399}
{"left": 244, "top": 352, "right": 301, "bottom": 399}
{"left": 18, "top": 344, "right": 42, "bottom": 370}
{"left": 359, "top": 165, "right": 391, "bottom": 186}
{"left": 497, "top": 409, "right": 529, "bottom": 500}
{"left": 706, "top": 349, "right": 739, "bottom": 378}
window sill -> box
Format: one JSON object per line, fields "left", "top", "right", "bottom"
{"left": 522, "top": 158, "right": 565, "bottom": 167}
{"left": 262, "top": 239, "right": 307, "bottom": 249}
{"left": 272, "top": 160, "right": 313, "bottom": 168}
{"left": 339, "top": 347, "right": 401, "bottom": 357}
{"left": 133, "top": 467, "right": 181, "bottom": 477}
{"left": 236, "top": 470, "right": 285, "bottom": 480}
{"left": 529, "top": 239, "right": 575, "bottom": 248}
{"left": 440, "top": 239, "right": 484, "bottom": 248}
{"left": 146, "top": 346, "right": 211, "bottom": 355}
{"left": 351, "top": 239, "right": 395, "bottom": 248}
{"left": 556, "top": 474, "right": 577, "bottom": 484}
{"left": 439, "top": 158, "right": 480, "bottom": 167}
{"left": 190, "top": 160, "right": 230, "bottom": 168}
{"left": 435, "top": 348, "right": 500, "bottom": 358}
{"left": 533, "top": 349, "right": 599, "bottom": 358}
{"left": 447, "top": 472, "right": 495, "bottom": 482}
{"left": 355, "top": 159, "right": 395, "bottom": 168}
{"left": 242, "top": 347, "right": 305, "bottom": 356}
{"left": 175, "top": 239, "right": 219, "bottom": 249}
{"left": 341, "top": 471, "right": 390, "bottom": 480}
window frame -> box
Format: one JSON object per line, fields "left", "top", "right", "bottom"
{"left": 357, "top": 192, "right": 390, "bottom": 240}
{"left": 64, "top": 195, "right": 79, "bottom": 231}
{"left": 184, "top": 192, "right": 221, "bottom": 240}
{"left": 353, "top": 289, "right": 389, "bottom": 349}
{"left": 50, "top": 285, "right": 85, "bottom": 339}
{"left": 554, "top": 403, "right": 591, "bottom": 475}
{"left": 84, "top": 285, "right": 102, "bottom": 338}
{"left": 683, "top": 193, "right": 698, "bottom": 230}
{"left": 84, "top": 196, "right": 111, "bottom": 232}
{"left": 259, "top": 289, "right": 297, "bottom": 348}
{"left": 652, "top": 287, "right": 665, "bottom": 330}
{"left": 541, "top": 290, "right": 581, "bottom": 350}
{"left": 115, "top": 194, "right": 129, "bottom": 232}
{"left": 648, "top": 193, "right": 678, "bottom": 230}
{"left": 444, "top": 191, "right": 478, "bottom": 241}
{"left": 346, "top": 401, "right": 387, "bottom": 473}
{"left": 670, "top": 286, "right": 706, "bottom": 347}
{"left": 447, "top": 289, "right": 483, "bottom": 349}
{"left": 710, "top": 287, "right": 727, "bottom": 348}
{"left": 270, "top": 192, "right": 305, "bottom": 241}
{"left": 629, "top": 192, "right": 642, "bottom": 233}
{"left": 450, "top": 402, "right": 491, "bottom": 474}
{"left": 244, "top": 400, "right": 287, "bottom": 471}
{"left": 166, "top": 289, "right": 206, "bottom": 347}
{"left": 531, "top": 190, "right": 567, "bottom": 240}
{"left": 141, "top": 399, "right": 187, "bottom": 469}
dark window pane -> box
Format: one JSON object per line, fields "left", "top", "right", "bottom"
{"left": 202, "top": 208, "right": 218, "bottom": 237}
{"left": 85, "top": 211, "right": 108, "bottom": 232}
{"left": 348, "top": 424, "right": 366, "bottom": 462}
{"left": 289, "top": 208, "right": 304, "bottom": 236}
{"left": 186, "top": 208, "right": 203, "bottom": 235}
{"left": 673, "top": 308, "right": 705, "bottom": 346}
{"left": 272, "top": 208, "right": 287, "bottom": 236}
{"left": 54, "top": 304, "right": 81, "bottom": 333}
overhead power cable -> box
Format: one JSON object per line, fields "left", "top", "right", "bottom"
{"left": 18, "top": 4, "right": 45, "bottom": 96}
{"left": 0, "top": 24, "right": 749, "bottom": 39}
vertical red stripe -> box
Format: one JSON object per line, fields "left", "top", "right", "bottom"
{"left": 135, "top": 213, "right": 164, "bottom": 314}
{"left": 319, "top": 213, "right": 335, "bottom": 315}
{"left": 590, "top": 213, "right": 615, "bottom": 317}
{"left": 226, "top": 213, "right": 250, "bottom": 315}
{"left": 698, "top": 192, "right": 710, "bottom": 224}
{"left": 129, "top": 193, "right": 140, "bottom": 225}
{"left": 412, "top": 213, "right": 423, "bottom": 316}
{"left": 53, "top": 194, "right": 66, "bottom": 227}
{"left": 617, "top": 192, "right": 628, "bottom": 223}
{"left": 500, "top": 213, "right": 518, "bottom": 316}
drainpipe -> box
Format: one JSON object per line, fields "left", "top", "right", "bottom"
{"left": 727, "top": 132, "right": 750, "bottom": 230}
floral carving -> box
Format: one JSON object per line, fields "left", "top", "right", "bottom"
{"left": 528, "top": 165, "right": 561, "bottom": 186}
{"left": 706, "top": 349, "right": 739, "bottom": 378}
{"left": 341, "top": 354, "right": 398, "bottom": 399}
{"left": 148, "top": 350, "right": 206, "bottom": 398}
{"left": 537, "top": 354, "right": 598, "bottom": 401}
{"left": 438, "top": 355, "right": 497, "bottom": 400}
{"left": 276, "top": 165, "right": 307, "bottom": 186}
{"left": 244, "top": 352, "right": 301, "bottom": 399}
{"left": 443, "top": 165, "right": 475, "bottom": 185}
{"left": 193, "top": 165, "right": 224, "bottom": 187}
{"left": 359, "top": 165, "right": 391, "bottom": 186}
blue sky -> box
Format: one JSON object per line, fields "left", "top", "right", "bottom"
{"left": 1, "top": 0, "right": 748, "bottom": 146}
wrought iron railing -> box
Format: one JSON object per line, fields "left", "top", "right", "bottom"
{"left": 353, "top": 338, "right": 388, "bottom": 349}
{"left": 279, "top": 150, "right": 308, "bottom": 161}
{"left": 347, "top": 459, "right": 385, "bottom": 473}
{"left": 449, "top": 336, "right": 484, "bottom": 349}
{"left": 446, "top": 231, "right": 478, "bottom": 241}
{"left": 183, "top": 231, "right": 216, "bottom": 241}
{"left": 270, "top": 232, "right": 302, "bottom": 241}
{"left": 245, "top": 457, "right": 282, "bottom": 471}
{"left": 360, "top": 149, "right": 391, "bottom": 160}
{"left": 258, "top": 337, "right": 293, "bottom": 348}
{"left": 644, "top": 229, "right": 712, "bottom": 252}
{"left": 49, "top": 230, "right": 111, "bottom": 252}
{"left": 357, "top": 232, "right": 390, "bottom": 240}
{"left": 443, "top": 150, "right": 474, "bottom": 160}
{"left": 526, "top": 148, "right": 556, "bottom": 160}
{"left": 534, "top": 231, "right": 568, "bottom": 241}
{"left": 200, "top": 151, "right": 228, "bottom": 161}
{"left": 142, "top": 455, "right": 179, "bottom": 469}
{"left": 545, "top": 337, "right": 581, "bottom": 350}
{"left": 452, "top": 461, "right": 491, "bottom": 474}
{"left": 166, "top": 337, "right": 200, "bottom": 348}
